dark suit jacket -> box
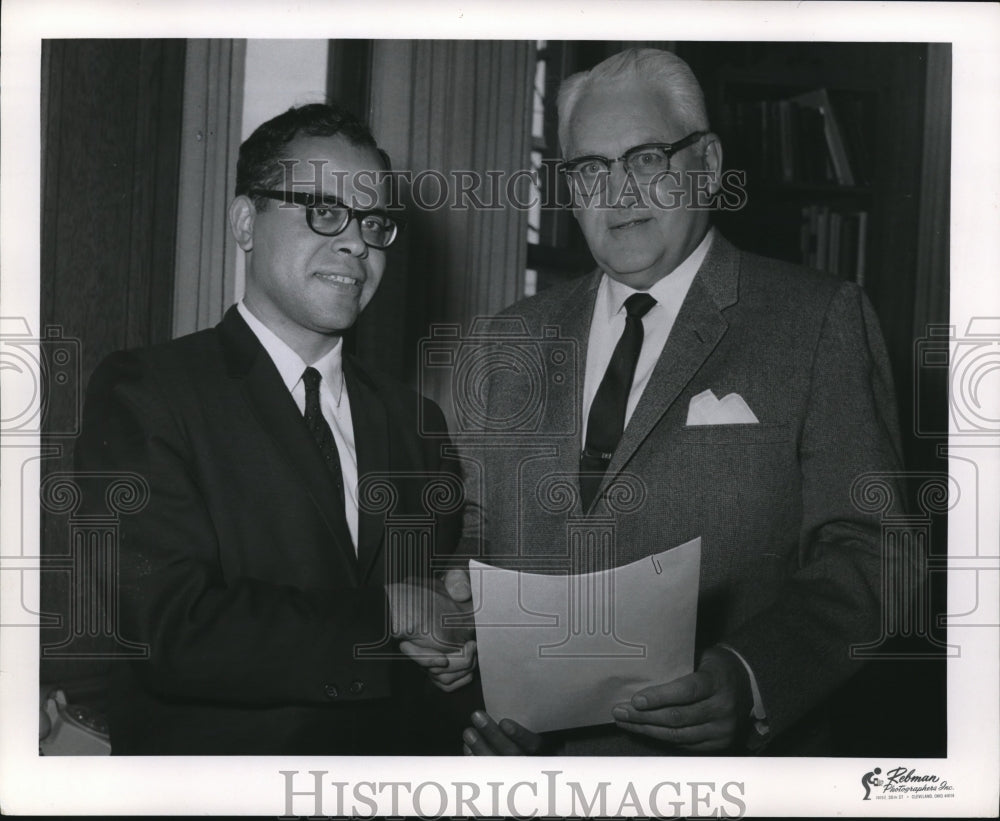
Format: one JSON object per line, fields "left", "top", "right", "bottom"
{"left": 75, "top": 306, "right": 463, "bottom": 754}
{"left": 459, "top": 233, "right": 905, "bottom": 754}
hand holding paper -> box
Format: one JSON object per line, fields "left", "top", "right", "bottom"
{"left": 462, "top": 711, "right": 545, "bottom": 756}
{"left": 611, "top": 645, "right": 754, "bottom": 752}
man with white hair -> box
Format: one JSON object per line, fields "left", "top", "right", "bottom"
{"left": 456, "top": 48, "right": 904, "bottom": 755}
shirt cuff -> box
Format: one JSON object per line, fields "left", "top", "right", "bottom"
{"left": 717, "top": 643, "right": 770, "bottom": 743}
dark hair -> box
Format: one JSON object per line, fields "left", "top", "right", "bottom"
{"left": 235, "top": 102, "right": 388, "bottom": 210}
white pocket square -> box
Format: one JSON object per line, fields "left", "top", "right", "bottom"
{"left": 686, "top": 389, "right": 759, "bottom": 425}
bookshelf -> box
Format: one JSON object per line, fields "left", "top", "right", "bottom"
{"left": 717, "top": 81, "right": 876, "bottom": 284}
{"left": 677, "top": 43, "right": 945, "bottom": 312}
{"left": 706, "top": 63, "right": 880, "bottom": 283}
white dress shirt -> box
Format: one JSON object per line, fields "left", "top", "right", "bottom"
{"left": 237, "top": 302, "right": 360, "bottom": 552}
{"left": 581, "top": 228, "right": 715, "bottom": 447}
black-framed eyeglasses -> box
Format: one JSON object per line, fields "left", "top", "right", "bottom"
{"left": 557, "top": 131, "right": 708, "bottom": 188}
{"left": 250, "top": 189, "right": 404, "bottom": 249}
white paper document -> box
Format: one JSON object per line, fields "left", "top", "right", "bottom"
{"left": 469, "top": 537, "right": 701, "bottom": 733}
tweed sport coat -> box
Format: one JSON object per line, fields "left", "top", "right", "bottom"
{"left": 74, "top": 306, "right": 464, "bottom": 754}
{"left": 456, "top": 233, "right": 905, "bottom": 754}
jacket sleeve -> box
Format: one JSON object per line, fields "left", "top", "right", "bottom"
{"left": 74, "top": 351, "right": 395, "bottom": 707}
{"left": 723, "top": 281, "right": 911, "bottom": 741}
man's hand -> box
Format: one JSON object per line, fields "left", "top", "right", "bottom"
{"left": 612, "top": 646, "right": 753, "bottom": 752}
{"left": 389, "top": 568, "right": 478, "bottom": 690}
{"left": 400, "top": 638, "right": 477, "bottom": 692}
{"left": 397, "top": 567, "right": 477, "bottom": 690}
{"left": 385, "top": 575, "right": 474, "bottom": 652}
{"left": 441, "top": 566, "right": 472, "bottom": 603}
{"left": 462, "top": 711, "right": 545, "bottom": 755}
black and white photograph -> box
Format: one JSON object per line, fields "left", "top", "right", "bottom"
{"left": 1, "top": 1, "right": 998, "bottom": 817}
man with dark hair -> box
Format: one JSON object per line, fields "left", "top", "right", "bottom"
{"left": 234, "top": 102, "right": 391, "bottom": 210}
{"left": 76, "top": 102, "right": 472, "bottom": 755}
{"left": 457, "top": 48, "right": 905, "bottom": 756}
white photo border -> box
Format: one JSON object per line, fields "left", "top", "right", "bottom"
{"left": 2, "top": 0, "right": 998, "bottom": 816}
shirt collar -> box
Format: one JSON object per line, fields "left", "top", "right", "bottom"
{"left": 602, "top": 227, "right": 715, "bottom": 321}
{"left": 237, "top": 301, "right": 345, "bottom": 405}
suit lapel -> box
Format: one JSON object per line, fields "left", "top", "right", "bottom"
{"left": 595, "top": 234, "right": 741, "bottom": 504}
{"left": 546, "top": 275, "right": 601, "bottom": 507}
{"left": 344, "top": 357, "right": 390, "bottom": 585}
{"left": 218, "top": 307, "right": 360, "bottom": 583}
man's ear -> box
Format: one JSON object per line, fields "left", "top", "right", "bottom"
{"left": 701, "top": 133, "right": 724, "bottom": 196}
{"left": 228, "top": 195, "right": 255, "bottom": 251}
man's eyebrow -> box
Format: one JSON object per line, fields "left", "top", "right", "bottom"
{"left": 312, "top": 193, "right": 346, "bottom": 207}
{"left": 310, "top": 193, "right": 391, "bottom": 215}
{"left": 282, "top": 190, "right": 344, "bottom": 208}
{"left": 569, "top": 139, "right": 675, "bottom": 156}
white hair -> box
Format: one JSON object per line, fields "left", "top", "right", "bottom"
{"left": 556, "top": 48, "right": 710, "bottom": 154}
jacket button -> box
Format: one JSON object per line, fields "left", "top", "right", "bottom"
{"left": 349, "top": 680, "right": 365, "bottom": 695}
{"left": 324, "top": 683, "right": 339, "bottom": 699}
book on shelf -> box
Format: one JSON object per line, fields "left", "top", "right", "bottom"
{"left": 855, "top": 211, "right": 868, "bottom": 287}
{"left": 728, "top": 87, "right": 871, "bottom": 189}
{"left": 827, "top": 90, "right": 873, "bottom": 187}
{"left": 790, "top": 88, "right": 855, "bottom": 186}
{"left": 800, "top": 204, "right": 869, "bottom": 284}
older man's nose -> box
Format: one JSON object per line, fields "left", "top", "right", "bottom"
{"left": 608, "top": 161, "right": 644, "bottom": 208}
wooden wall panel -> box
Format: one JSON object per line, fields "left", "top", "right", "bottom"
{"left": 172, "top": 39, "right": 245, "bottom": 337}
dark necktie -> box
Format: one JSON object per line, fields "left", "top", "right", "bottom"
{"left": 579, "top": 292, "right": 657, "bottom": 511}
{"left": 302, "top": 366, "right": 346, "bottom": 511}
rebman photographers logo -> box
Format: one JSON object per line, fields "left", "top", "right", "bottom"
{"left": 861, "top": 766, "right": 954, "bottom": 801}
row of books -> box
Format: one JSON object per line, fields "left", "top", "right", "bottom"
{"left": 800, "top": 205, "right": 868, "bottom": 285}
{"left": 727, "top": 88, "right": 872, "bottom": 187}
